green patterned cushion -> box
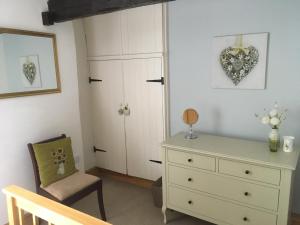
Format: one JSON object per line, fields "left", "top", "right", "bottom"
{"left": 33, "top": 137, "right": 77, "bottom": 187}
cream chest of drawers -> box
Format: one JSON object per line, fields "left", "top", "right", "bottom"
{"left": 161, "top": 132, "right": 299, "bottom": 225}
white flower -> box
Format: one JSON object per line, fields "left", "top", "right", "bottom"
{"left": 270, "top": 117, "right": 280, "bottom": 126}
{"left": 269, "top": 109, "right": 278, "bottom": 117}
{"left": 261, "top": 116, "right": 270, "bottom": 125}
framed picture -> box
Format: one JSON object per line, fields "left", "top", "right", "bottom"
{"left": 211, "top": 32, "right": 269, "bottom": 89}
{"left": 0, "top": 28, "right": 61, "bottom": 98}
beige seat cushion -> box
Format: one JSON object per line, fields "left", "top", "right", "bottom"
{"left": 42, "top": 172, "right": 100, "bottom": 201}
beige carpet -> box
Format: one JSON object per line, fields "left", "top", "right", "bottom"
{"left": 72, "top": 177, "right": 213, "bottom": 225}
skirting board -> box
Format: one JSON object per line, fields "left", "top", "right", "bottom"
{"left": 86, "top": 167, "right": 154, "bottom": 189}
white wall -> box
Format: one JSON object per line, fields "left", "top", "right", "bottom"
{"left": 168, "top": 0, "right": 300, "bottom": 212}
{"left": 0, "top": 0, "right": 85, "bottom": 223}
{"left": 73, "top": 19, "right": 96, "bottom": 170}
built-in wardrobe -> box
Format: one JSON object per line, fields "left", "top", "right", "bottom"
{"left": 82, "top": 4, "right": 167, "bottom": 181}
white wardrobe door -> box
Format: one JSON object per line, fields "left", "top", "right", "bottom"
{"left": 84, "top": 12, "right": 123, "bottom": 57}
{"left": 90, "top": 60, "right": 127, "bottom": 174}
{"left": 123, "top": 58, "right": 164, "bottom": 181}
{"left": 121, "top": 4, "right": 163, "bottom": 55}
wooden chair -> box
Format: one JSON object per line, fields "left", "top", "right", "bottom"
{"left": 28, "top": 134, "right": 106, "bottom": 221}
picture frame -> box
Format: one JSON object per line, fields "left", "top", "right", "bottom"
{"left": 0, "top": 28, "right": 61, "bottom": 98}
{"left": 211, "top": 32, "right": 269, "bottom": 89}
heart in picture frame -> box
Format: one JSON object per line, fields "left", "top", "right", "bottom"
{"left": 219, "top": 46, "right": 259, "bottom": 85}
{"left": 22, "top": 61, "right": 37, "bottom": 85}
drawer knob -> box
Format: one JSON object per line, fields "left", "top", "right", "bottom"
{"left": 188, "top": 158, "right": 193, "bottom": 163}
{"left": 188, "top": 200, "right": 193, "bottom": 205}
{"left": 245, "top": 170, "right": 250, "bottom": 175}
{"left": 244, "top": 192, "right": 249, "bottom": 196}
{"left": 243, "top": 217, "right": 248, "bottom": 221}
{"left": 188, "top": 178, "right": 193, "bottom": 182}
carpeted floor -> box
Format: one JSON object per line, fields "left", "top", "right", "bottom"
{"left": 72, "top": 177, "right": 213, "bottom": 225}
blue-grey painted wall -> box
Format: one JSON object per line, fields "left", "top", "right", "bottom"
{"left": 168, "top": 0, "right": 300, "bottom": 212}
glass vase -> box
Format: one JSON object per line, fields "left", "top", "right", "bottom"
{"left": 268, "top": 128, "right": 280, "bottom": 152}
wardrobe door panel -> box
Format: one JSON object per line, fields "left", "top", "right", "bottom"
{"left": 123, "top": 58, "right": 164, "bottom": 180}
{"left": 121, "top": 4, "right": 163, "bottom": 54}
{"left": 90, "top": 60, "right": 127, "bottom": 174}
{"left": 84, "top": 12, "right": 123, "bottom": 57}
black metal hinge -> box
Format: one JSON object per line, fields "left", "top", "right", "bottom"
{"left": 146, "top": 77, "right": 164, "bottom": 85}
{"left": 93, "top": 146, "right": 107, "bottom": 153}
{"left": 149, "top": 160, "right": 162, "bottom": 164}
{"left": 89, "top": 77, "right": 102, "bottom": 84}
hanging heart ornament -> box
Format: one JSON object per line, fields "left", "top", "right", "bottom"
{"left": 23, "top": 61, "right": 36, "bottom": 85}
{"left": 219, "top": 45, "right": 259, "bottom": 85}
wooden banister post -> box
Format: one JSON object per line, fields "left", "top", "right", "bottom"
{"left": 6, "top": 196, "right": 20, "bottom": 225}
{"left": 18, "top": 208, "right": 25, "bottom": 225}
{"left": 3, "top": 185, "right": 111, "bottom": 225}
{"left": 32, "top": 214, "right": 39, "bottom": 225}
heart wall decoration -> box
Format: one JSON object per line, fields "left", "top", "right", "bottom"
{"left": 20, "top": 55, "right": 42, "bottom": 88}
{"left": 211, "top": 33, "right": 269, "bottom": 89}
{"left": 23, "top": 61, "right": 37, "bottom": 85}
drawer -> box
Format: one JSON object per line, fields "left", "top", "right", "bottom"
{"left": 219, "top": 159, "right": 281, "bottom": 185}
{"left": 168, "top": 165, "right": 279, "bottom": 211}
{"left": 168, "top": 186, "right": 277, "bottom": 225}
{"left": 167, "top": 149, "right": 215, "bottom": 171}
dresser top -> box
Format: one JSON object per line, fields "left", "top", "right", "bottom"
{"left": 162, "top": 132, "right": 299, "bottom": 170}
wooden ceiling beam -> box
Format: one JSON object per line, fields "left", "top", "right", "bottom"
{"left": 42, "top": 0, "right": 175, "bottom": 26}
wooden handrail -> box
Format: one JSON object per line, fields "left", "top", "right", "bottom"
{"left": 3, "top": 185, "right": 111, "bottom": 225}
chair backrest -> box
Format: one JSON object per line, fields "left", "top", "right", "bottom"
{"left": 28, "top": 134, "right": 66, "bottom": 192}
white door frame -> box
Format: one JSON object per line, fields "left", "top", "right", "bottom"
{"left": 162, "top": 3, "right": 171, "bottom": 139}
